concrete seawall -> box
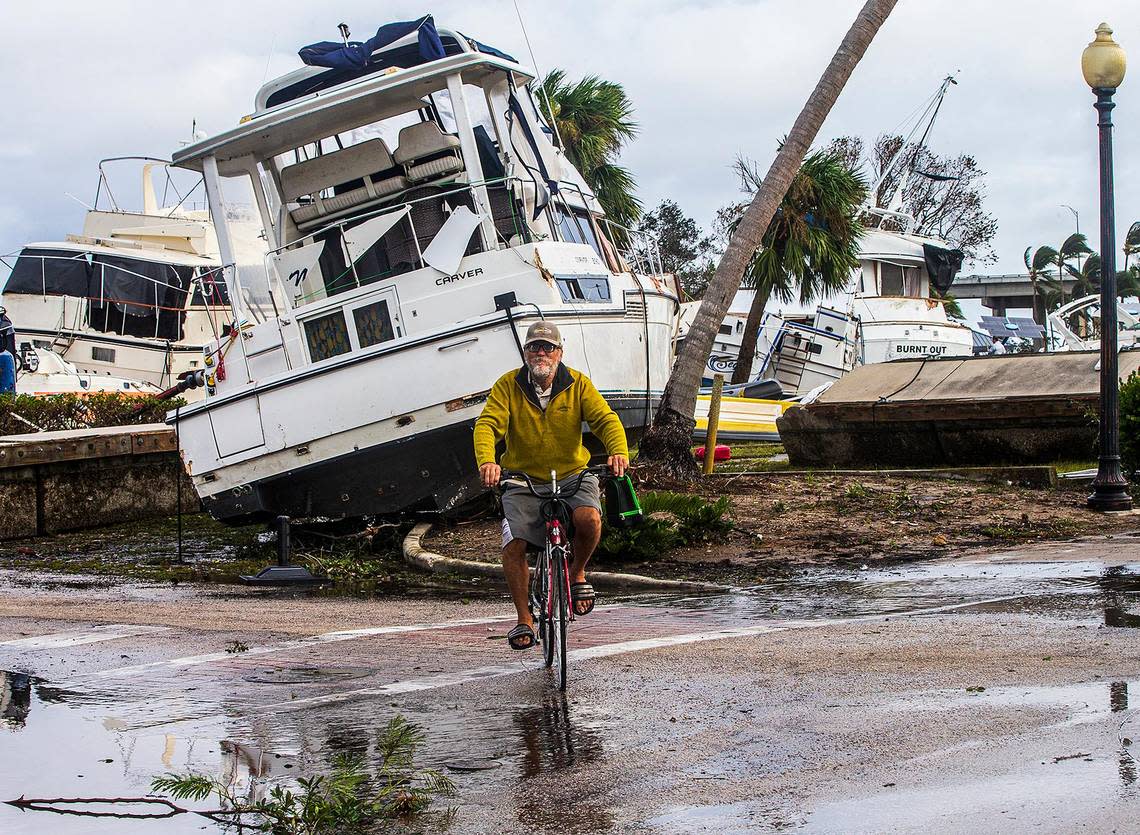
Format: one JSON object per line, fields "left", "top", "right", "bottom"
{"left": 778, "top": 351, "right": 1140, "bottom": 469}
{"left": 0, "top": 424, "right": 196, "bottom": 541}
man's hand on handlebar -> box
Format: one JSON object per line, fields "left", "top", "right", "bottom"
{"left": 608, "top": 454, "right": 629, "bottom": 478}
{"left": 480, "top": 462, "right": 501, "bottom": 488}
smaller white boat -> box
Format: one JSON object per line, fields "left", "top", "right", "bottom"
{"left": 12, "top": 346, "right": 161, "bottom": 397}
{"left": 1047, "top": 294, "right": 1140, "bottom": 351}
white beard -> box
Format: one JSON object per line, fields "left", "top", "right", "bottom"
{"left": 526, "top": 356, "right": 556, "bottom": 386}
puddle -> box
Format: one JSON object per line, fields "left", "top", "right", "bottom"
{"left": 4, "top": 558, "right": 1140, "bottom": 832}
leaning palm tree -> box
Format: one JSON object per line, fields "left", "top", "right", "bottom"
{"left": 1044, "top": 252, "right": 1100, "bottom": 311}
{"left": 729, "top": 150, "right": 867, "bottom": 384}
{"left": 538, "top": 69, "right": 642, "bottom": 229}
{"left": 1052, "top": 232, "right": 1092, "bottom": 308}
{"left": 1024, "top": 244, "right": 1057, "bottom": 324}
{"left": 638, "top": 0, "right": 900, "bottom": 477}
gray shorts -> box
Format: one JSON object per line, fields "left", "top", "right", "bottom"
{"left": 500, "top": 472, "right": 602, "bottom": 550}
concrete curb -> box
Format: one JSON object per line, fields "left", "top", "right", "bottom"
{"left": 403, "top": 523, "right": 727, "bottom": 592}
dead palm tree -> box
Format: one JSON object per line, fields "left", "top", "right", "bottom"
{"left": 638, "top": 0, "right": 900, "bottom": 477}
{"left": 538, "top": 69, "right": 642, "bottom": 229}
{"left": 729, "top": 150, "right": 867, "bottom": 384}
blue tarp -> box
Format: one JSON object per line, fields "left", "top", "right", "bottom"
{"left": 299, "top": 15, "right": 445, "bottom": 70}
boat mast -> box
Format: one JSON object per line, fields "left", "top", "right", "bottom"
{"left": 870, "top": 74, "right": 958, "bottom": 227}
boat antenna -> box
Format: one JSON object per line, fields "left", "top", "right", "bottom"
{"left": 511, "top": 0, "right": 565, "bottom": 151}
{"left": 338, "top": 23, "right": 351, "bottom": 46}
{"left": 873, "top": 72, "right": 958, "bottom": 219}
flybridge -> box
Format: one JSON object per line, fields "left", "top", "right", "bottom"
{"left": 255, "top": 15, "right": 520, "bottom": 114}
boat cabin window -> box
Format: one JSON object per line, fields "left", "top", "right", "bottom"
{"left": 555, "top": 275, "right": 610, "bottom": 303}
{"left": 718, "top": 324, "right": 733, "bottom": 336}
{"left": 879, "top": 263, "right": 923, "bottom": 297}
{"left": 303, "top": 310, "right": 352, "bottom": 362}
{"left": 92, "top": 347, "right": 116, "bottom": 363}
{"left": 553, "top": 205, "right": 603, "bottom": 259}
{"left": 352, "top": 299, "right": 397, "bottom": 347}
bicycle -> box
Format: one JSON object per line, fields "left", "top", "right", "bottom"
{"left": 499, "top": 464, "right": 612, "bottom": 692}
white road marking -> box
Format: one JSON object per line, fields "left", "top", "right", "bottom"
{"left": 263, "top": 594, "right": 1028, "bottom": 711}
{"left": 92, "top": 615, "right": 517, "bottom": 678}
{"left": 0, "top": 624, "right": 170, "bottom": 649}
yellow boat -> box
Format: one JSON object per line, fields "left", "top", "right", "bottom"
{"left": 693, "top": 391, "right": 796, "bottom": 442}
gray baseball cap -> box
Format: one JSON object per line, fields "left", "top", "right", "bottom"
{"left": 523, "top": 321, "right": 563, "bottom": 348}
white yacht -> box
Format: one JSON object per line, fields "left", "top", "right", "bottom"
{"left": 0, "top": 158, "right": 266, "bottom": 394}
{"left": 166, "top": 17, "right": 678, "bottom": 523}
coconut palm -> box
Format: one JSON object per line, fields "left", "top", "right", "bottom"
{"left": 538, "top": 69, "right": 642, "bottom": 229}
{"left": 1044, "top": 252, "right": 1100, "bottom": 310}
{"left": 729, "top": 150, "right": 867, "bottom": 384}
{"left": 1024, "top": 245, "right": 1057, "bottom": 324}
{"left": 638, "top": 0, "right": 900, "bottom": 477}
{"left": 1052, "top": 232, "right": 1092, "bottom": 308}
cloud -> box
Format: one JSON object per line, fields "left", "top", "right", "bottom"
{"left": 2, "top": 0, "right": 1139, "bottom": 282}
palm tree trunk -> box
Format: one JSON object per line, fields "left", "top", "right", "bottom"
{"left": 730, "top": 283, "right": 774, "bottom": 384}
{"left": 638, "top": 0, "right": 899, "bottom": 477}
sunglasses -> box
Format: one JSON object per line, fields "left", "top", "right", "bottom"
{"left": 525, "top": 341, "right": 559, "bottom": 354}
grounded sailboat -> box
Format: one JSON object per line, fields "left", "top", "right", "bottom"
{"left": 166, "top": 16, "right": 679, "bottom": 523}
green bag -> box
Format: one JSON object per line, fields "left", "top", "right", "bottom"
{"left": 604, "top": 475, "right": 643, "bottom": 528}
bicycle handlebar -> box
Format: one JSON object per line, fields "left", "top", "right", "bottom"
{"left": 498, "top": 464, "right": 614, "bottom": 499}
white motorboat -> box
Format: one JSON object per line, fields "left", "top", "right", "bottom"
{"left": 13, "top": 346, "right": 161, "bottom": 397}
{"left": 1047, "top": 294, "right": 1140, "bottom": 351}
{"left": 0, "top": 158, "right": 266, "bottom": 395}
{"left": 166, "top": 16, "right": 679, "bottom": 523}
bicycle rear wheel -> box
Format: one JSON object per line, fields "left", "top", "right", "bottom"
{"left": 552, "top": 552, "right": 569, "bottom": 691}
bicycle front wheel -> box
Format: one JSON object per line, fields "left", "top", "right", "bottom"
{"left": 552, "top": 553, "right": 569, "bottom": 691}
{"left": 537, "top": 548, "right": 555, "bottom": 669}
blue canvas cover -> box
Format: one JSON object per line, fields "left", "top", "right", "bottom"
{"left": 299, "top": 15, "right": 446, "bottom": 70}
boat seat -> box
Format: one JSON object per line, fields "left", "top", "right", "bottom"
{"left": 394, "top": 122, "right": 463, "bottom": 183}
{"left": 281, "top": 139, "right": 409, "bottom": 225}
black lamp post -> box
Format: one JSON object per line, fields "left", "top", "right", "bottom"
{"left": 1083, "top": 23, "right": 1134, "bottom": 511}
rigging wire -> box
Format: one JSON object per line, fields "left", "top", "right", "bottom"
{"left": 511, "top": 0, "right": 565, "bottom": 151}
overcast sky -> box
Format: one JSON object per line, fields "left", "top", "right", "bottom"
{"left": 2, "top": 0, "right": 1139, "bottom": 295}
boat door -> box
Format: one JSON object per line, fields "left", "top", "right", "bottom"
{"left": 344, "top": 287, "right": 404, "bottom": 349}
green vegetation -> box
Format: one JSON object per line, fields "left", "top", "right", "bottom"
{"left": 151, "top": 715, "right": 455, "bottom": 834}
{"left": 0, "top": 392, "right": 183, "bottom": 436}
{"left": 1121, "top": 370, "right": 1140, "bottom": 480}
{"left": 539, "top": 69, "right": 641, "bottom": 229}
{"left": 597, "top": 490, "right": 732, "bottom": 562}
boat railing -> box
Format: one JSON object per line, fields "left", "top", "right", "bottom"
{"left": 0, "top": 250, "right": 231, "bottom": 341}
{"left": 551, "top": 180, "right": 664, "bottom": 276}
{"left": 862, "top": 205, "right": 916, "bottom": 234}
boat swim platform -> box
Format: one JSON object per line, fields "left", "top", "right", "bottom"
{"left": 0, "top": 424, "right": 195, "bottom": 540}
{"left": 777, "top": 350, "right": 1140, "bottom": 469}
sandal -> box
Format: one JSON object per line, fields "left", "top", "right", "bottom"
{"left": 507, "top": 622, "right": 536, "bottom": 650}
{"left": 571, "top": 582, "right": 596, "bottom": 616}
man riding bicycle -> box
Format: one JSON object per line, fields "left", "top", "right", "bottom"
{"left": 474, "top": 322, "right": 629, "bottom": 651}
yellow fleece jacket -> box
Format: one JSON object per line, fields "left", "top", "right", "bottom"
{"left": 473, "top": 363, "right": 628, "bottom": 481}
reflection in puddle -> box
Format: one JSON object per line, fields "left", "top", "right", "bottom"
{"left": 512, "top": 691, "right": 614, "bottom": 833}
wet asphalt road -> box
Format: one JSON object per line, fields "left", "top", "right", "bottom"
{"left": 2, "top": 535, "right": 1140, "bottom": 833}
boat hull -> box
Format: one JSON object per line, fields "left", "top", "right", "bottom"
{"left": 201, "top": 394, "right": 655, "bottom": 524}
